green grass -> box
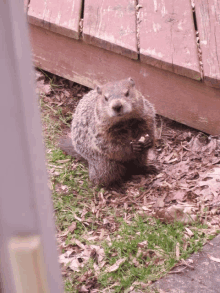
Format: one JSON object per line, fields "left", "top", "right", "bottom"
{"left": 97, "top": 216, "right": 207, "bottom": 292}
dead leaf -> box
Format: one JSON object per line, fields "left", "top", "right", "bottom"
{"left": 172, "top": 190, "right": 186, "bottom": 202}
{"left": 167, "top": 158, "right": 178, "bottom": 164}
{"left": 155, "top": 204, "right": 197, "bottom": 223}
{"left": 74, "top": 239, "right": 85, "bottom": 249}
{"left": 185, "top": 227, "right": 194, "bottom": 237}
{"left": 138, "top": 240, "right": 148, "bottom": 248}
{"left": 36, "top": 79, "right": 51, "bottom": 95}
{"left": 164, "top": 153, "right": 175, "bottom": 163}
{"left": 35, "top": 70, "right": 45, "bottom": 81}
{"left": 208, "top": 255, "right": 220, "bottom": 263}
{"left": 105, "top": 258, "right": 127, "bottom": 273}
{"left": 78, "top": 285, "right": 88, "bottom": 292}
{"left": 93, "top": 262, "right": 100, "bottom": 273}
{"left": 68, "top": 222, "right": 77, "bottom": 233}
{"left": 74, "top": 214, "right": 82, "bottom": 222}
{"left": 59, "top": 244, "right": 105, "bottom": 272}
{"left": 61, "top": 185, "right": 68, "bottom": 191}
{"left": 196, "top": 167, "right": 220, "bottom": 203}
{"left": 57, "top": 159, "right": 71, "bottom": 163}
{"left": 189, "top": 134, "right": 213, "bottom": 153}
{"left": 155, "top": 194, "right": 167, "bottom": 208}
{"left": 131, "top": 257, "right": 139, "bottom": 267}
{"left": 63, "top": 89, "right": 71, "bottom": 98}
{"left": 142, "top": 206, "right": 151, "bottom": 211}
{"left": 185, "top": 191, "right": 198, "bottom": 202}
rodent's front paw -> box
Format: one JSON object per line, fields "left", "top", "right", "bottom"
{"left": 131, "top": 135, "right": 153, "bottom": 153}
{"left": 130, "top": 141, "right": 145, "bottom": 153}
{"left": 142, "top": 135, "right": 153, "bottom": 149}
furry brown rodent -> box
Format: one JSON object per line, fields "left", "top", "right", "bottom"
{"left": 59, "top": 78, "right": 156, "bottom": 187}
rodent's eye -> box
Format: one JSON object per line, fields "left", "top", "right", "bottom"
{"left": 104, "top": 93, "right": 110, "bottom": 101}
{"left": 124, "top": 89, "right": 129, "bottom": 97}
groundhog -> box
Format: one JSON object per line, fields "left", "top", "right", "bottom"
{"left": 59, "top": 78, "right": 156, "bottom": 187}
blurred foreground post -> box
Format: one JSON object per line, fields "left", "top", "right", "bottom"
{"left": 0, "top": 1, "right": 63, "bottom": 292}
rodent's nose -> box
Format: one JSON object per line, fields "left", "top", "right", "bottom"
{"left": 112, "top": 102, "right": 122, "bottom": 113}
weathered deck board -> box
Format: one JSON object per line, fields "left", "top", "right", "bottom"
{"left": 29, "top": 24, "right": 220, "bottom": 135}
{"left": 195, "top": 0, "right": 220, "bottom": 88}
{"left": 28, "top": 0, "right": 82, "bottom": 39}
{"left": 83, "top": 0, "right": 138, "bottom": 59}
{"left": 139, "top": 0, "right": 201, "bottom": 80}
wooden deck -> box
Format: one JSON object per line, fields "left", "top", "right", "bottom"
{"left": 26, "top": 0, "right": 220, "bottom": 134}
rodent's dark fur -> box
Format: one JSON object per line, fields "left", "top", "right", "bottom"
{"left": 60, "top": 78, "right": 156, "bottom": 187}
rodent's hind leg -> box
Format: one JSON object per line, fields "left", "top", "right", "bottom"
{"left": 88, "top": 159, "right": 126, "bottom": 187}
{"left": 58, "top": 136, "right": 88, "bottom": 165}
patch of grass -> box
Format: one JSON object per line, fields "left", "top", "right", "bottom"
{"left": 47, "top": 149, "right": 93, "bottom": 231}
{"left": 97, "top": 216, "right": 207, "bottom": 292}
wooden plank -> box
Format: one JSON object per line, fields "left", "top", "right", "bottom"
{"left": 83, "top": 0, "right": 138, "bottom": 59}
{"left": 195, "top": 0, "right": 220, "bottom": 88}
{"left": 28, "top": 24, "right": 220, "bottom": 135}
{"left": 28, "top": 0, "right": 82, "bottom": 39}
{"left": 139, "top": 0, "right": 201, "bottom": 80}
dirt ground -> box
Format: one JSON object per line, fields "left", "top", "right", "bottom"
{"left": 36, "top": 69, "right": 220, "bottom": 292}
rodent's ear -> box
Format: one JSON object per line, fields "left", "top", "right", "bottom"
{"left": 128, "top": 77, "right": 135, "bottom": 87}
{"left": 96, "top": 86, "right": 102, "bottom": 95}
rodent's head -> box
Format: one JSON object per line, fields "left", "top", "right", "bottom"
{"left": 96, "top": 78, "right": 136, "bottom": 122}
